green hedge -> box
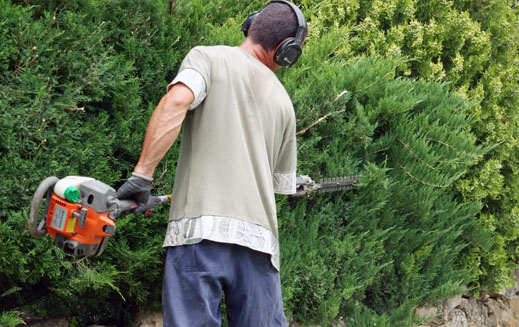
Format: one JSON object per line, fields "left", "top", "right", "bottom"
{"left": 1, "top": 0, "right": 518, "bottom": 326}
{"left": 0, "top": 0, "right": 188, "bottom": 325}
{"left": 303, "top": 0, "right": 519, "bottom": 292}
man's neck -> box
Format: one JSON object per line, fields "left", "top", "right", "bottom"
{"left": 239, "top": 38, "right": 281, "bottom": 72}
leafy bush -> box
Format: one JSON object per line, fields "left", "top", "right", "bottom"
{"left": 277, "top": 54, "right": 489, "bottom": 324}
{"left": 304, "top": 0, "right": 519, "bottom": 292}
{"left": 0, "top": 0, "right": 187, "bottom": 324}
{"left": 0, "top": 310, "right": 25, "bottom": 327}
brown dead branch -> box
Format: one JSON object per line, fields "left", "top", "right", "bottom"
{"left": 395, "top": 160, "right": 448, "bottom": 188}
{"left": 296, "top": 109, "right": 346, "bottom": 136}
{"left": 66, "top": 107, "right": 85, "bottom": 112}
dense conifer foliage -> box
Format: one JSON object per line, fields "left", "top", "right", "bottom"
{"left": 1, "top": 0, "right": 518, "bottom": 326}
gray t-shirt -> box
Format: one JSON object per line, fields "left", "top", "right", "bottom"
{"left": 163, "top": 46, "right": 296, "bottom": 269}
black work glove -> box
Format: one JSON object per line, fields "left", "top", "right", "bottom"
{"left": 116, "top": 172, "right": 153, "bottom": 215}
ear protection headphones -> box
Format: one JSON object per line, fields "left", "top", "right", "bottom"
{"left": 241, "top": 0, "right": 306, "bottom": 66}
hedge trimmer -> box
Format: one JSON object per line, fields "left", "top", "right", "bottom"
{"left": 294, "top": 175, "right": 360, "bottom": 197}
{"left": 28, "top": 176, "right": 170, "bottom": 257}
{"left": 28, "top": 174, "right": 358, "bottom": 257}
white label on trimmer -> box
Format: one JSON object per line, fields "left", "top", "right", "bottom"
{"left": 51, "top": 206, "right": 68, "bottom": 231}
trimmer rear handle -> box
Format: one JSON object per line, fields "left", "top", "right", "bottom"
{"left": 108, "top": 195, "right": 170, "bottom": 219}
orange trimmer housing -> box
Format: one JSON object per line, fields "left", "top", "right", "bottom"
{"left": 29, "top": 176, "right": 169, "bottom": 257}
{"left": 37, "top": 179, "right": 123, "bottom": 257}
{"left": 46, "top": 192, "right": 117, "bottom": 256}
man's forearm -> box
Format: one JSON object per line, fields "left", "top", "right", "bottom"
{"left": 133, "top": 83, "right": 194, "bottom": 178}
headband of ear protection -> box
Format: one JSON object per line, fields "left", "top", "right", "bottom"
{"left": 241, "top": 0, "right": 306, "bottom": 66}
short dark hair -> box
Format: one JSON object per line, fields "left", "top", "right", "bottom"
{"left": 248, "top": 2, "right": 303, "bottom": 51}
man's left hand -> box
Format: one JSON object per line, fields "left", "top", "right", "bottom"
{"left": 116, "top": 173, "right": 153, "bottom": 215}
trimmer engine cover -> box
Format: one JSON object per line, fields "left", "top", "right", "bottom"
{"left": 45, "top": 180, "right": 118, "bottom": 256}
{"left": 29, "top": 176, "right": 169, "bottom": 257}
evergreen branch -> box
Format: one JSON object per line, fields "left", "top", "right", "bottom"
{"left": 15, "top": 31, "right": 23, "bottom": 68}
{"left": 400, "top": 199, "right": 435, "bottom": 213}
{"left": 79, "top": 48, "right": 111, "bottom": 89}
{"left": 334, "top": 90, "right": 348, "bottom": 101}
{"left": 398, "top": 138, "right": 436, "bottom": 170}
{"left": 169, "top": 0, "right": 175, "bottom": 15}
{"left": 71, "top": 256, "right": 89, "bottom": 265}
{"left": 107, "top": 280, "right": 126, "bottom": 302}
{"left": 356, "top": 68, "right": 398, "bottom": 94}
{"left": 395, "top": 160, "right": 448, "bottom": 188}
{"left": 386, "top": 106, "right": 416, "bottom": 116}
{"left": 128, "top": 17, "right": 151, "bottom": 38}
{"left": 12, "top": 54, "right": 38, "bottom": 75}
{"left": 83, "top": 21, "right": 106, "bottom": 53}
{"left": 36, "top": 139, "right": 47, "bottom": 149}
{"left": 426, "top": 137, "right": 481, "bottom": 159}
{"left": 296, "top": 109, "right": 345, "bottom": 136}
{"left": 70, "top": 19, "right": 106, "bottom": 53}
{"left": 167, "top": 35, "right": 182, "bottom": 50}
{"left": 158, "top": 167, "right": 169, "bottom": 180}
{"left": 436, "top": 159, "right": 476, "bottom": 165}
{"left": 369, "top": 147, "right": 391, "bottom": 155}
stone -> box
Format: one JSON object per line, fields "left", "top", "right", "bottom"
{"left": 496, "top": 298, "right": 519, "bottom": 327}
{"left": 443, "top": 295, "right": 463, "bottom": 312}
{"left": 25, "top": 318, "right": 70, "bottom": 327}
{"left": 445, "top": 309, "right": 468, "bottom": 327}
{"left": 415, "top": 306, "right": 440, "bottom": 320}
{"left": 484, "top": 298, "right": 497, "bottom": 313}
{"left": 331, "top": 317, "right": 347, "bottom": 327}
{"left": 510, "top": 298, "right": 519, "bottom": 318}
{"left": 478, "top": 303, "right": 489, "bottom": 327}
{"left": 132, "top": 311, "right": 163, "bottom": 327}
{"left": 415, "top": 279, "right": 519, "bottom": 327}
{"left": 457, "top": 298, "right": 471, "bottom": 314}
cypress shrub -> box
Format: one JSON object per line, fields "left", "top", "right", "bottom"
{"left": 278, "top": 55, "right": 489, "bottom": 325}
{"left": 0, "top": 0, "right": 188, "bottom": 325}
{"left": 303, "top": 0, "right": 519, "bottom": 292}
{"left": 0, "top": 0, "right": 256, "bottom": 324}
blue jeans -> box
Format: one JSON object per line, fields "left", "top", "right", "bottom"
{"left": 162, "top": 240, "right": 288, "bottom": 327}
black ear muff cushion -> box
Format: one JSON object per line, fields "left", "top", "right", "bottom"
{"left": 275, "top": 39, "right": 302, "bottom": 66}
{"left": 241, "top": 12, "right": 259, "bottom": 37}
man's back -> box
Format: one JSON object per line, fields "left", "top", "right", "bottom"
{"left": 165, "top": 46, "right": 297, "bottom": 270}
{"left": 116, "top": 3, "right": 305, "bottom": 325}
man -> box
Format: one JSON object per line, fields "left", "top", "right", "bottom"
{"left": 117, "top": 1, "right": 306, "bottom": 326}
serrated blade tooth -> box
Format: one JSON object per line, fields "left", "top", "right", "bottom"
{"left": 317, "top": 176, "right": 360, "bottom": 192}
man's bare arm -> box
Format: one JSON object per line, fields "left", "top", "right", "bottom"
{"left": 133, "top": 83, "right": 194, "bottom": 178}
